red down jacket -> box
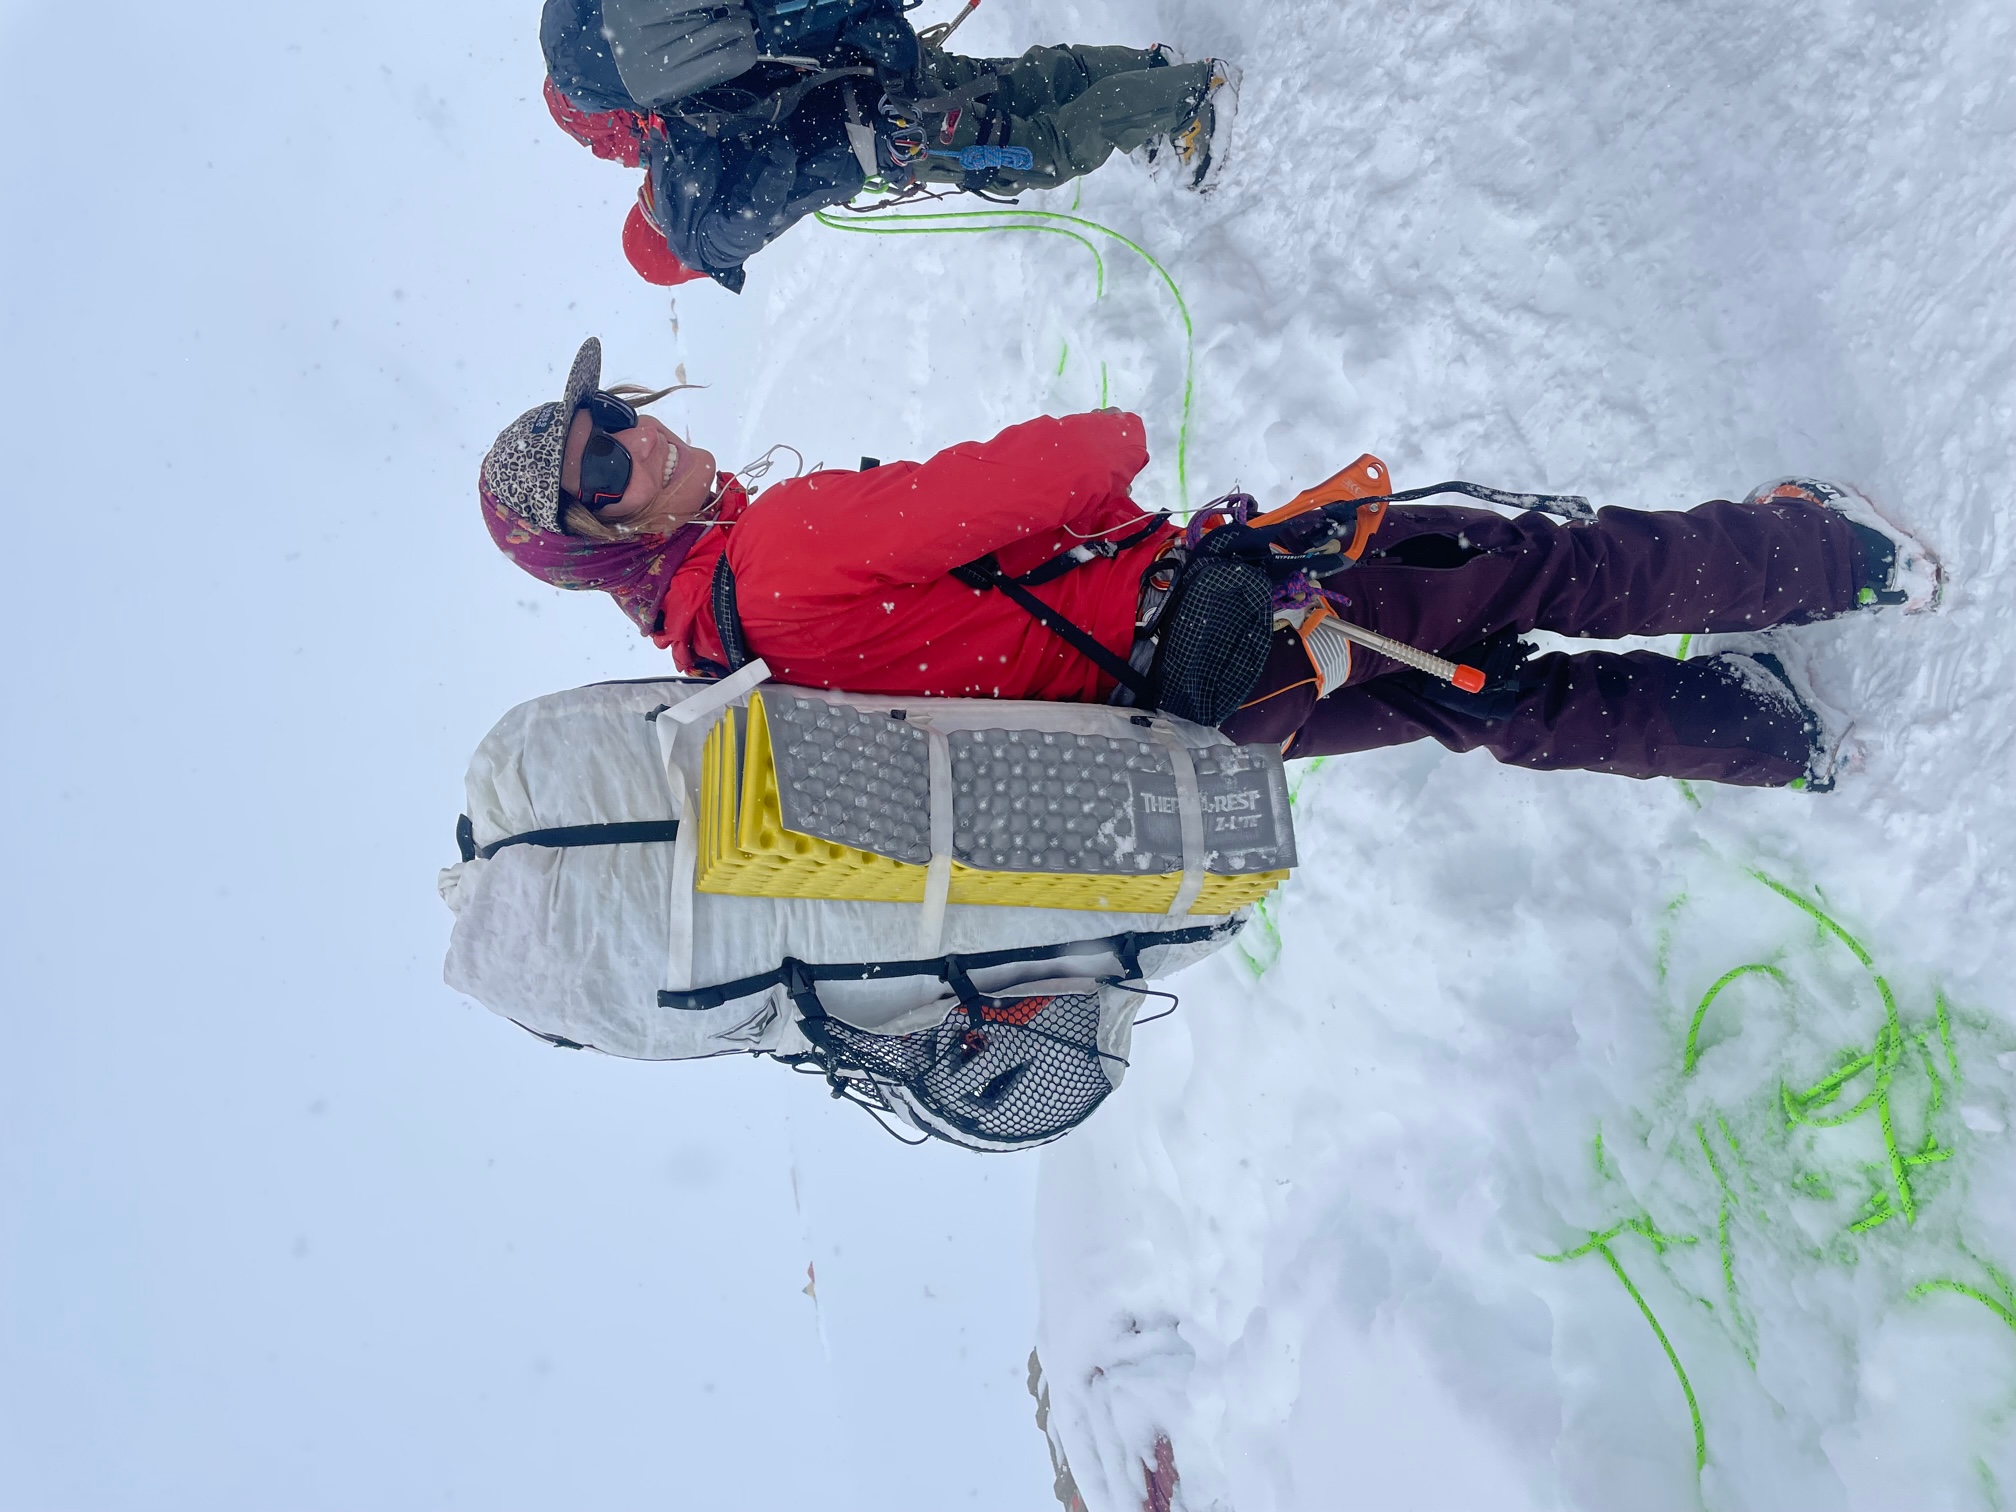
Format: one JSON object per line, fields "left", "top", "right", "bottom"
{"left": 654, "top": 411, "right": 1174, "bottom": 702}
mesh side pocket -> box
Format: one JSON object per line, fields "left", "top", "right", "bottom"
{"left": 1147, "top": 556, "right": 1276, "bottom": 727}
{"left": 796, "top": 989, "right": 1121, "bottom": 1152}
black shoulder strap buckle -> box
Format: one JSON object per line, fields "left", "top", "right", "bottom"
{"left": 950, "top": 554, "right": 999, "bottom": 591}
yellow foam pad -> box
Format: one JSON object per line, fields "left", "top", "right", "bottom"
{"left": 695, "top": 694, "right": 1287, "bottom": 915}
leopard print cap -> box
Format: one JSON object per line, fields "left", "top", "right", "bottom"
{"left": 477, "top": 338, "right": 603, "bottom": 535}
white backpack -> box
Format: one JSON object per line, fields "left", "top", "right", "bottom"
{"left": 439, "top": 667, "right": 1296, "bottom": 1150}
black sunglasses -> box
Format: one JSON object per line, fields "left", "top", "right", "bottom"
{"left": 568, "top": 391, "right": 641, "bottom": 511}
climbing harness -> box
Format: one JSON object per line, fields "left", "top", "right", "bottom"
{"left": 931, "top": 463, "right": 1590, "bottom": 726}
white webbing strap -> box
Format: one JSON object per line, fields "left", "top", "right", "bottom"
{"left": 654, "top": 660, "right": 768, "bottom": 993}
{"left": 648, "top": 717, "right": 702, "bottom": 992}
{"left": 662, "top": 765, "right": 699, "bottom": 991}
{"left": 664, "top": 658, "right": 772, "bottom": 725}
{"left": 918, "top": 724, "right": 955, "bottom": 954}
{"left": 919, "top": 725, "right": 955, "bottom": 959}
{"left": 1156, "top": 728, "right": 1208, "bottom": 916}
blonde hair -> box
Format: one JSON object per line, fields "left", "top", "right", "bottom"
{"left": 606, "top": 380, "right": 703, "bottom": 408}
{"left": 559, "top": 378, "right": 708, "bottom": 540}
{"left": 560, "top": 500, "right": 635, "bottom": 541}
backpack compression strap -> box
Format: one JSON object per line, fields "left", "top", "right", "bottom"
{"left": 662, "top": 65, "right": 876, "bottom": 138}
{"left": 456, "top": 813, "right": 681, "bottom": 863}
{"left": 658, "top": 920, "right": 1237, "bottom": 1011}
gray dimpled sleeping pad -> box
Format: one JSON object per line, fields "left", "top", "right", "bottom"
{"left": 763, "top": 691, "right": 1297, "bottom": 875}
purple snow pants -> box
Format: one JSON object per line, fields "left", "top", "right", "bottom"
{"left": 1218, "top": 496, "right": 1870, "bottom": 786}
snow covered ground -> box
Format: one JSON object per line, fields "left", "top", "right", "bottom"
{"left": 665, "top": 0, "right": 2016, "bottom": 1490}
{"left": 986, "top": 1, "right": 2014, "bottom": 1507}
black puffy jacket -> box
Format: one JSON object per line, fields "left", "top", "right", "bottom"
{"left": 644, "top": 94, "right": 865, "bottom": 291}
{"left": 544, "top": 0, "right": 918, "bottom": 289}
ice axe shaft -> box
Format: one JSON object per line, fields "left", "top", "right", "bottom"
{"left": 1325, "top": 618, "right": 1487, "bottom": 693}
{"left": 933, "top": 0, "right": 982, "bottom": 45}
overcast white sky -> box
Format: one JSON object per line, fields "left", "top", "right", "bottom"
{"left": 0, "top": 3, "right": 1065, "bottom": 1506}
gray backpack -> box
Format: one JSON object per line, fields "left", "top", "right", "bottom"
{"left": 579, "top": 0, "right": 895, "bottom": 111}
{"left": 602, "top": 0, "right": 761, "bottom": 109}
{"left": 441, "top": 675, "right": 1296, "bottom": 1151}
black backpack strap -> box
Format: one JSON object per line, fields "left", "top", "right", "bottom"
{"left": 1011, "top": 515, "right": 1171, "bottom": 586}
{"left": 475, "top": 819, "right": 682, "bottom": 861}
{"left": 669, "top": 65, "right": 878, "bottom": 139}
{"left": 657, "top": 922, "right": 1233, "bottom": 1011}
{"left": 711, "top": 554, "right": 751, "bottom": 672}
{"left": 953, "top": 554, "right": 1152, "bottom": 699}
{"left": 660, "top": 964, "right": 792, "bottom": 1013}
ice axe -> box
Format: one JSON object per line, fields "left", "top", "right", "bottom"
{"left": 919, "top": 0, "right": 982, "bottom": 48}
{"left": 1201, "top": 458, "right": 1592, "bottom": 695}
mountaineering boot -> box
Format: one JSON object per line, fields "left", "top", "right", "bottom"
{"left": 1183, "top": 60, "right": 1238, "bottom": 190}
{"left": 1703, "top": 637, "right": 1853, "bottom": 792}
{"left": 1745, "top": 478, "right": 1943, "bottom": 613}
{"left": 1156, "top": 60, "right": 1238, "bottom": 190}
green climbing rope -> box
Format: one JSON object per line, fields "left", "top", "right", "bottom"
{"left": 816, "top": 202, "right": 1197, "bottom": 506}
{"left": 1540, "top": 1215, "right": 1698, "bottom": 1264}
{"left": 1234, "top": 758, "right": 1330, "bottom": 979}
{"left": 1602, "top": 1244, "right": 1709, "bottom": 1474}
{"left": 1696, "top": 1126, "right": 1740, "bottom": 1294}
{"left": 1682, "top": 962, "right": 1790, "bottom": 1075}
{"left": 1910, "top": 1279, "right": 2016, "bottom": 1334}
{"left": 1936, "top": 990, "right": 1961, "bottom": 1081}
{"left": 1750, "top": 869, "right": 1939, "bottom": 1229}
{"left": 813, "top": 210, "right": 1107, "bottom": 290}
{"left": 1540, "top": 1219, "right": 1707, "bottom": 1473}
{"left": 1561, "top": 867, "right": 2003, "bottom": 1484}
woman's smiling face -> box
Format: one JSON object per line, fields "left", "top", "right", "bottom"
{"left": 559, "top": 408, "right": 717, "bottom": 535}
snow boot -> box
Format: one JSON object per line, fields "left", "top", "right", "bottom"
{"left": 1744, "top": 478, "right": 1942, "bottom": 613}
{"left": 1702, "top": 636, "right": 1853, "bottom": 792}
{"left": 1165, "top": 60, "right": 1238, "bottom": 191}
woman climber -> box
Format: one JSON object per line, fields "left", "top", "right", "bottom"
{"left": 478, "top": 338, "right": 1940, "bottom": 791}
{"left": 541, "top": 0, "right": 1234, "bottom": 290}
